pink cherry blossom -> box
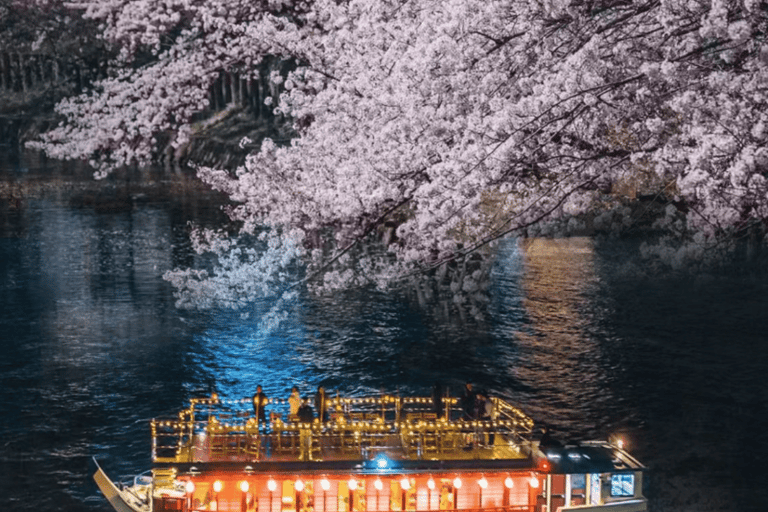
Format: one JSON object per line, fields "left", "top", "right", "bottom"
{"left": 29, "top": 0, "right": 768, "bottom": 310}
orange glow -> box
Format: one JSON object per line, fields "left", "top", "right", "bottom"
{"left": 176, "top": 470, "right": 547, "bottom": 510}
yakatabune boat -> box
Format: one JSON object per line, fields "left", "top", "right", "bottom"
{"left": 93, "top": 393, "right": 647, "bottom": 512}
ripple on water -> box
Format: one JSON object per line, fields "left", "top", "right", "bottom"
{"left": 4, "top": 156, "right": 768, "bottom": 512}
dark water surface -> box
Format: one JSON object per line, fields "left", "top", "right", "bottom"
{"left": 1, "top": 150, "right": 767, "bottom": 512}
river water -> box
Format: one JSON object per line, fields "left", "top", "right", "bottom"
{"left": 1, "top": 149, "right": 767, "bottom": 512}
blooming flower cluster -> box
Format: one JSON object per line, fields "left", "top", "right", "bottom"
{"left": 32, "top": 0, "right": 768, "bottom": 309}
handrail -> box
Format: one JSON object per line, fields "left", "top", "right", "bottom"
{"left": 151, "top": 395, "right": 536, "bottom": 464}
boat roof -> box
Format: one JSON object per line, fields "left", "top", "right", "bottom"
{"left": 540, "top": 441, "right": 646, "bottom": 474}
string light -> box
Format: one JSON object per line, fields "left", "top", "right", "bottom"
{"left": 151, "top": 393, "right": 537, "bottom": 464}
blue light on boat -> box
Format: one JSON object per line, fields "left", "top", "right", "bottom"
{"left": 375, "top": 454, "right": 390, "bottom": 470}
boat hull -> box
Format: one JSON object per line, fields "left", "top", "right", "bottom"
{"left": 92, "top": 459, "right": 149, "bottom": 512}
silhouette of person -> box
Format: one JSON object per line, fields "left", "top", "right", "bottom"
{"left": 461, "top": 383, "right": 476, "bottom": 420}
{"left": 432, "top": 382, "right": 445, "bottom": 418}
{"left": 314, "top": 386, "right": 328, "bottom": 422}
{"left": 252, "top": 385, "right": 268, "bottom": 430}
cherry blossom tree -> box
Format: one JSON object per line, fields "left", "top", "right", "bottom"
{"left": 31, "top": 0, "right": 768, "bottom": 317}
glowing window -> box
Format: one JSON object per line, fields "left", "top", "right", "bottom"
{"left": 610, "top": 474, "right": 634, "bottom": 497}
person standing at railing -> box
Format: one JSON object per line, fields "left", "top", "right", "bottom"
{"left": 314, "top": 386, "right": 329, "bottom": 422}
{"left": 288, "top": 386, "right": 302, "bottom": 422}
{"left": 252, "top": 385, "right": 269, "bottom": 432}
{"left": 461, "top": 383, "right": 476, "bottom": 420}
{"left": 476, "top": 392, "right": 495, "bottom": 446}
{"left": 461, "top": 383, "right": 478, "bottom": 449}
{"left": 431, "top": 382, "right": 445, "bottom": 419}
{"left": 297, "top": 399, "right": 315, "bottom": 460}
{"left": 298, "top": 399, "right": 315, "bottom": 422}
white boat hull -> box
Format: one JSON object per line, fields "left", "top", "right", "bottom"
{"left": 92, "top": 459, "right": 150, "bottom": 512}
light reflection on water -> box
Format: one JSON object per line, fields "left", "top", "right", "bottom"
{"left": 510, "top": 238, "right": 611, "bottom": 431}
{"left": 2, "top": 151, "right": 768, "bottom": 512}
{"left": 190, "top": 308, "right": 313, "bottom": 399}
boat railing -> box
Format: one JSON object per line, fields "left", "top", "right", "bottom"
{"left": 151, "top": 395, "right": 535, "bottom": 464}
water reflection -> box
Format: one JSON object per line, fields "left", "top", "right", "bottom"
{"left": 191, "top": 289, "right": 450, "bottom": 401}
{"left": 0, "top": 152, "right": 229, "bottom": 511}
{"left": 191, "top": 236, "right": 623, "bottom": 445}
{"left": 189, "top": 308, "right": 312, "bottom": 399}
{"left": 4, "top": 150, "right": 768, "bottom": 512}
{"left": 510, "top": 238, "right": 610, "bottom": 432}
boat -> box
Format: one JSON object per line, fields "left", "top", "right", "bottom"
{"left": 93, "top": 392, "right": 647, "bottom": 512}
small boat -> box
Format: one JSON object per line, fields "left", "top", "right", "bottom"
{"left": 94, "top": 393, "right": 647, "bottom": 512}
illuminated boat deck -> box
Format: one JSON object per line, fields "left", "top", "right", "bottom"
{"left": 152, "top": 395, "right": 536, "bottom": 466}
{"left": 95, "top": 395, "right": 648, "bottom": 512}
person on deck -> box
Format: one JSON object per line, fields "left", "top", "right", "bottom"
{"left": 539, "top": 425, "right": 563, "bottom": 453}
{"left": 431, "top": 382, "right": 445, "bottom": 419}
{"left": 288, "top": 386, "right": 301, "bottom": 421}
{"left": 297, "top": 399, "right": 315, "bottom": 422}
{"left": 297, "top": 399, "right": 316, "bottom": 460}
{"left": 461, "top": 383, "right": 476, "bottom": 420}
{"left": 314, "top": 386, "right": 328, "bottom": 422}
{"left": 476, "top": 392, "right": 495, "bottom": 446}
{"left": 252, "top": 385, "right": 269, "bottom": 431}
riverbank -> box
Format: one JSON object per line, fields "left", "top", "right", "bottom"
{"left": 0, "top": 149, "right": 232, "bottom": 242}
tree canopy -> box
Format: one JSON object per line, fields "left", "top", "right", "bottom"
{"left": 30, "top": 0, "right": 768, "bottom": 315}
